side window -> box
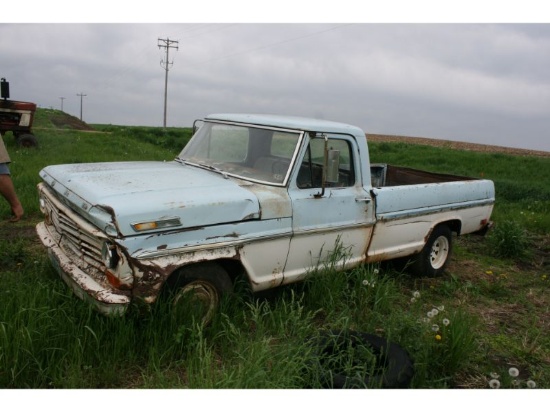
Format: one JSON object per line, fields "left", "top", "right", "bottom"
{"left": 297, "top": 138, "right": 355, "bottom": 189}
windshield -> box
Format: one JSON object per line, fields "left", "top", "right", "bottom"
{"left": 177, "top": 121, "right": 303, "bottom": 185}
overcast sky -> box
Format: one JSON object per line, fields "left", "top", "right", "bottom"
{"left": 2, "top": 2, "right": 550, "bottom": 152}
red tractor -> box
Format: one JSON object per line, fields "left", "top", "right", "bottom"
{"left": 0, "top": 78, "right": 38, "bottom": 147}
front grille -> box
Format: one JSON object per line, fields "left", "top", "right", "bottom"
{"left": 42, "top": 190, "right": 105, "bottom": 273}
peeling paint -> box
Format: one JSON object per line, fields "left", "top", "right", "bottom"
{"left": 35, "top": 115, "right": 495, "bottom": 318}
{"left": 205, "top": 232, "right": 240, "bottom": 241}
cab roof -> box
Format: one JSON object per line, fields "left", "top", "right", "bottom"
{"left": 205, "top": 113, "right": 364, "bottom": 136}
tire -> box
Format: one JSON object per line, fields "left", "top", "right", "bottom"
{"left": 410, "top": 225, "right": 452, "bottom": 277}
{"left": 16, "top": 133, "right": 38, "bottom": 148}
{"left": 312, "top": 330, "right": 414, "bottom": 389}
{"left": 164, "top": 262, "right": 233, "bottom": 326}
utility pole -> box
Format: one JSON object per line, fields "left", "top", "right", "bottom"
{"left": 158, "top": 37, "right": 179, "bottom": 128}
{"left": 59, "top": 97, "right": 65, "bottom": 112}
{"left": 77, "top": 92, "right": 87, "bottom": 121}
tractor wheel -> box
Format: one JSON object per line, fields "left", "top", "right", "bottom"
{"left": 16, "top": 133, "right": 38, "bottom": 148}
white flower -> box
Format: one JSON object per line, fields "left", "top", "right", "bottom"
{"left": 490, "top": 372, "right": 499, "bottom": 379}
{"left": 489, "top": 379, "right": 501, "bottom": 389}
{"left": 508, "top": 367, "right": 520, "bottom": 378}
{"left": 413, "top": 291, "right": 421, "bottom": 298}
{"left": 427, "top": 309, "right": 439, "bottom": 318}
{"left": 526, "top": 380, "right": 537, "bottom": 389}
{"left": 410, "top": 297, "right": 416, "bottom": 303}
{"left": 362, "top": 279, "right": 369, "bottom": 286}
{"left": 442, "top": 318, "right": 450, "bottom": 326}
{"left": 437, "top": 305, "right": 445, "bottom": 311}
{"left": 431, "top": 324, "right": 440, "bottom": 332}
{"left": 373, "top": 268, "right": 380, "bottom": 275}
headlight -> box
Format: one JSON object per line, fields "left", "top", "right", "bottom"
{"left": 38, "top": 195, "right": 51, "bottom": 224}
{"left": 101, "top": 241, "right": 119, "bottom": 269}
{"left": 104, "top": 222, "right": 118, "bottom": 237}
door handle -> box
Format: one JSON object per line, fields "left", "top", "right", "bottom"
{"left": 355, "top": 197, "right": 371, "bottom": 203}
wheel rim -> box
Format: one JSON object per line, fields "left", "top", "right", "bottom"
{"left": 430, "top": 235, "right": 450, "bottom": 269}
{"left": 173, "top": 280, "right": 219, "bottom": 325}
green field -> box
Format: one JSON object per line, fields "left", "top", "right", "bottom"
{"left": 0, "top": 109, "right": 548, "bottom": 389}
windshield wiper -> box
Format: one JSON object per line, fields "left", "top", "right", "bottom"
{"left": 178, "top": 159, "right": 229, "bottom": 179}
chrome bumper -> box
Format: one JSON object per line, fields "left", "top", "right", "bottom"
{"left": 36, "top": 221, "right": 130, "bottom": 316}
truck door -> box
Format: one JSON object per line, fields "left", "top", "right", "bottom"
{"left": 283, "top": 135, "right": 376, "bottom": 283}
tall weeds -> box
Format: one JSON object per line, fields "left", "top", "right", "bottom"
{"left": 0, "top": 113, "right": 548, "bottom": 388}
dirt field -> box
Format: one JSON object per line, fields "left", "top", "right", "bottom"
{"left": 367, "top": 133, "right": 550, "bottom": 158}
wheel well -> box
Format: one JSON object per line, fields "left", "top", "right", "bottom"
{"left": 164, "top": 258, "right": 246, "bottom": 291}
{"left": 425, "top": 220, "right": 461, "bottom": 244}
{"left": 445, "top": 219, "right": 462, "bottom": 236}
{"left": 216, "top": 258, "right": 247, "bottom": 283}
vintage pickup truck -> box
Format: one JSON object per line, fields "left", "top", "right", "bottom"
{"left": 36, "top": 114, "right": 495, "bottom": 320}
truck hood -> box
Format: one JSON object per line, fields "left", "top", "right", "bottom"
{"left": 39, "top": 161, "right": 261, "bottom": 237}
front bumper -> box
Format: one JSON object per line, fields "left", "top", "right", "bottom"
{"left": 36, "top": 221, "right": 130, "bottom": 316}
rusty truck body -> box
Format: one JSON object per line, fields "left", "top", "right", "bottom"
{"left": 36, "top": 114, "right": 495, "bottom": 318}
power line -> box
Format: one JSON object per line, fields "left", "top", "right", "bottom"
{"left": 59, "top": 97, "right": 65, "bottom": 112}
{"left": 93, "top": 25, "right": 235, "bottom": 96}
{"left": 158, "top": 37, "right": 179, "bottom": 128}
{"left": 188, "top": 24, "right": 352, "bottom": 67}
{"left": 62, "top": 25, "right": 349, "bottom": 125}
{"left": 92, "top": 24, "right": 346, "bottom": 104}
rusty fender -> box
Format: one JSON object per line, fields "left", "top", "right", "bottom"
{"left": 127, "top": 245, "right": 242, "bottom": 304}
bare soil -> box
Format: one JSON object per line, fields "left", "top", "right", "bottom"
{"left": 367, "top": 133, "right": 550, "bottom": 158}
{"left": 50, "top": 112, "right": 95, "bottom": 131}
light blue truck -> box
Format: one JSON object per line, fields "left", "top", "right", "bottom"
{"left": 36, "top": 114, "right": 495, "bottom": 319}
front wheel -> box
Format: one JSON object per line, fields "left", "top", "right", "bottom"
{"left": 410, "top": 225, "right": 452, "bottom": 277}
{"left": 165, "top": 262, "right": 233, "bottom": 326}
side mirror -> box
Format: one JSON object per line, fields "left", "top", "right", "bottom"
{"left": 315, "top": 135, "right": 340, "bottom": 198}
{"left": 326, "top": 149, "right": 340, "bottom": 183}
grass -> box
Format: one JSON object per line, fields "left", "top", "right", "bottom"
{"left": 0, "top": 108, "right": 549, "bottom": 390}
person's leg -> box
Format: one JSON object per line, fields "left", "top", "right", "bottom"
{"left": 0, "top": 165, "right": 24, "bottom": 221}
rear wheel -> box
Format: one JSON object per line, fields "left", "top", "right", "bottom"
{"left": 165, "top": 262, "right": 232, "bottom": 326}
{"left": 410, "top": 225, "right": 452, "bottom": 277}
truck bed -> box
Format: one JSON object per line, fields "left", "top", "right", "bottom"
{"left": 370, "top": 164, "right": 477, "bottom": 188}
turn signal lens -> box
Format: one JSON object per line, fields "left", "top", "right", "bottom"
{"left": 133, "top": 222, "right": 158, "bottom": 231}
{"left": 131, "top": 217, "right": 182, "bottom": 232}
{"left": 105, "top": 269, "right": 121, "bottom": 288}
